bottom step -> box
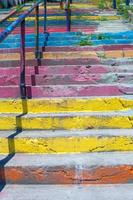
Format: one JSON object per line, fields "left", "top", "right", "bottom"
{"left": 0, "top": 184, "right": 133, "bottom": 200}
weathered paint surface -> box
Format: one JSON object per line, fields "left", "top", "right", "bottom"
{"left": 3, "top": 165, "right": 133, "bottom": 184}
{"left": 8, "top": 15, "right": 120, "bottom": 22}
{"left": 0, "top": 98, "right": 133, "bottom": 113}
{"left": 0, "top": 50, "right": 132, "bottom": 60}
{"left": 0, "top": 0, "right": 133, "bottom": 192}
{"left": 2, "top": 135, "right": 133, "bottom": 153}
{"left": 0, "top": 114, "right": 132, "bottom": 130}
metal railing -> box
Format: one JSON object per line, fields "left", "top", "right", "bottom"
{"left": 65, "top": 0, "right": 71, "bottom": 31}
{"left": 0, "top": 0, "right": 42, "bottom": 99}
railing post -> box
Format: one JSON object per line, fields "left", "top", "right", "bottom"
{"left": 44, "top": 0, "right": 47, "bottom": 33}
{"left": 125, "top": 0, "right": 130, "bottom": 5}
{"left": 113, "top": 0, "right": 117, "bottom": 9}
{"left": 35, "top": 4, "right": 42, "bottom": 65}
{"left": 20, "top": 19, "right": 26, "bottom": 99}
{"left": 65, "top": 0, "right": 71, "bottom": 31}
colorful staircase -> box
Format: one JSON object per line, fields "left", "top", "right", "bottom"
{"left": 0, "top": 1, "right": 133, "bottom": 199}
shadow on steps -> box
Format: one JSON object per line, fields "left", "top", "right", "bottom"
{"left": 0, "top": 100, "right": 28, "bottom": 191}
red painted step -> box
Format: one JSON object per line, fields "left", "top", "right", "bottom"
{"left": 0, "top": 26, "right": 97, "bottom": 34}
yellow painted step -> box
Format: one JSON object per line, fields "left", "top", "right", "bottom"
{"left": 0, "top": 98, "right": 133, "bottom": 113}
{"left": 22, "top": 4, "right": 98, "bottom": 11}
{"left": 1, "top": 133, "right": 133, "bottom": 154}
{"left": 0, "top": 51, "right": 132, "bottom": 61}
{"left": 0, "top": 51, "right": 97, "bottom": 61}
{"left": 8, "top": 15, "right": 120, "bottom": 22}
{"left": 0, "top": 112, "right": 132, "bottom": 130}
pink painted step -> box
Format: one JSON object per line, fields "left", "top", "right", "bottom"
{"left": 31, "top": 73, "right": 133, "bottom": 85}
{"left": 27, "top": 85, "right": 131, "bottom": 98}
{"left": 44, "top": 45, "right": 133, "bottom": 52}
{"left": 0, "top": 65, "right": 133, "bottom": 77}
{"left": 0, "top": 84, "right": 132, "bottom": 98}
{"left": 0, "top": 45, "right": 132, "bottom": 55}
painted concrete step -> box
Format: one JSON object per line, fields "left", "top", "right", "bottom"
{"left": 0, "top": 26, "right": 97, "bottom": 34}
{"left": 31, "top": 73, "right": 133, "bottom": 85}
{"left": 0, "top": 51, "right": 98, "bottom": 60}
{"left": 0, "top": 39, "right": 132, "bottom": 48}
{"left": 0, "top": 58, "right": 101, "bottom": 68}
{"left": 42, "top": 45, "right": 133, "bottom": 52}
{"left": 0, "top": 111, "right": 133, "bottom": 130}
{"left": 8, "top": 15, "right": 120, "bottom": 22}
{"left": 101, "top": 58, "right": 133, "bottom": 66}
{"left": 1, "top": 129, "right": 133, "bottom": 152}
{"left": 2, "top": 84, "right": 133, "bottom": 98}
{"left": 2, "top": 33, "right": 133, "bottom": 43}
{"left": 0, "top": 44, "right": 132, "bottom": 53}
{"left": 1, "top": 96, "right": 133, "bottom": 113}
{"left": 1, "top": 152, "right": 133, "bottom": 184}
{"left": 3, "top": 73, "right": 133, "bottom": 86}
{"left": 1, "top": 184, "right": 133, "bottom": 200}
{"left": 0, "top": 50, "right": 132, "bottom": 62}
{"left": 1, "top": 65, "right": 133, "bottom": 76}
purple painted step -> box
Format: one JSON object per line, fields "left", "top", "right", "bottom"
{"left": 0, "top": 45, "right": 132, "bottom": 54}
{"left": 44, "top": 45, "right": 133, "bottom": 52}
{"left": 0, "top": 58, "right": 100, "bottom": 68}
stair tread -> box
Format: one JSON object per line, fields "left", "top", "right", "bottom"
{"left": 1, "top": 151, "right": 133, "bottom": 167}
{"left": 1, "top": 184, "right": 133, "bottom": 200}
{"left": 1, "top": 129, "right": 133, "bottom": 138}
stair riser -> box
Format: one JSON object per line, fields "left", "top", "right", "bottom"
{"left": 0, "top": 65, "right": 133, "bottom": 76}
{"left": 1, "top": 40, "right": 132, "bottom": 48}
{"left": 1, "top": 135, "right": 133, "bottom": 153}
{"left": 3, "top": 73, "right": 133, "bottom": 86}
{"left": 0, "top": 45, "right": 132, "bottom": 53}
{"left": 8, "top": 16, "right": 120, "bottom": 23}
{"left": 0, "top": 27, "right": 97, "bottom": 34}
{"left": 0, "top": 51, "right": 132, "bottom": 61}
{"left": 0, "top": 84, "right": 133, "bottom": 98}
{"left": 28, "top": 74, "right": 133, "bottom": 85}
{"left": 1, "top": 165, "right": 133, "bottom": 184}
{"left": 0, "top": 115, "right": 132, "bottom": 130}
{"left": 0, "top": 97, "right": 132, "bottom": 113}
{"left": 0, "top": 58, "right": 100, "bottom": 68}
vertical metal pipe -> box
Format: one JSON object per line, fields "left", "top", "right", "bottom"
{"left": 35, "top": 4, "right": 39, "bottom": 59}
{"left": 113, "top": 0, "right": 117, "bottom": 9}
{"left": 66, "top": 0, "right": 71, "bottom": 31}
{"left": 125, "top": 0, "right": 130, "bottom": 5}
{"left": 20, "top": 19, "right": 26, "bottom": 99}
{"left": 44, "top": 0, "right": 47, "bottom": 33}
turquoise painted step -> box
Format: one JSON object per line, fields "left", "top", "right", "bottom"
{"left": 46, "top": 39, "right": 133, "bottom": 46}
{"left": 0, "top": 38, "right": 133, "bottom": 48}
{"left": 1, "top": 31, "right": 133, "bottom": 43}
{"left": 0, "top": 41, "right": 44, "bottom": 48}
